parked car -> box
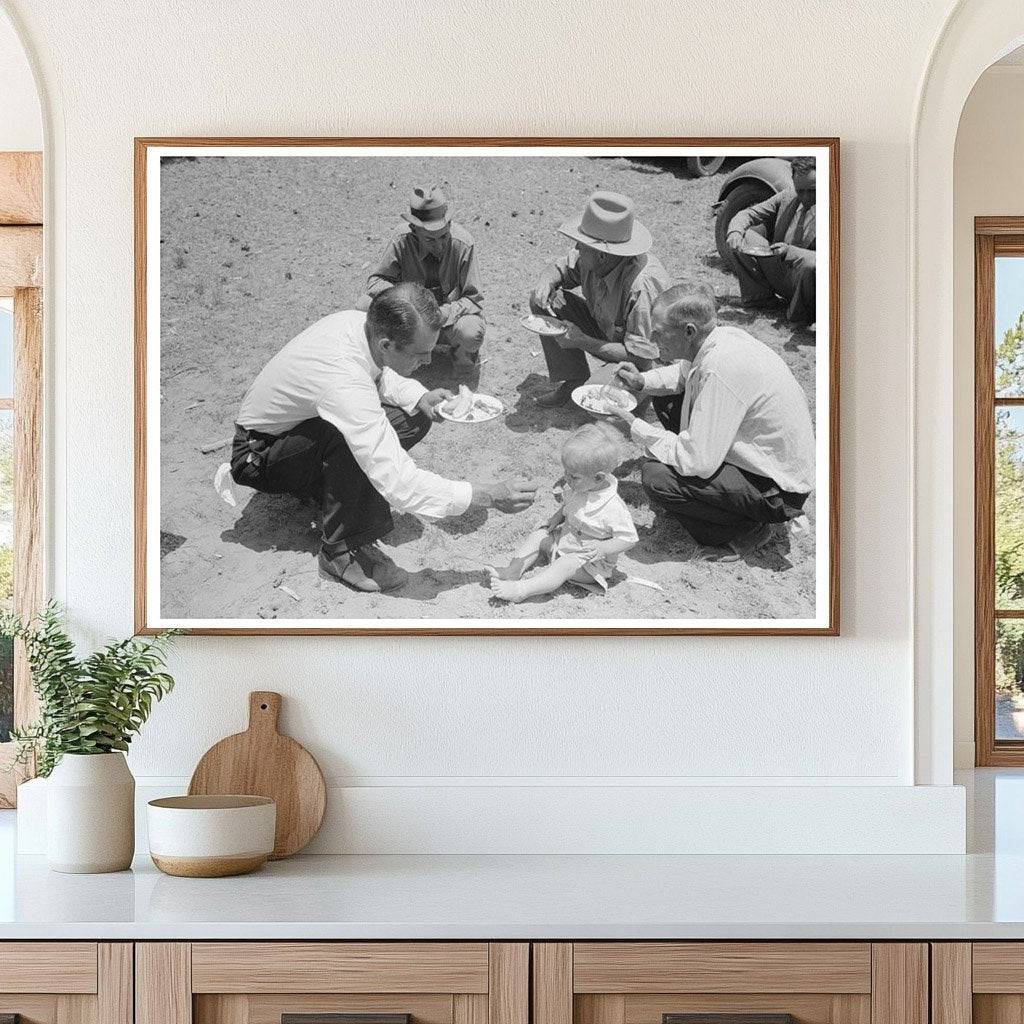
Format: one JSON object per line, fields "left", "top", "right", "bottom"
{"left": 713, "top": 157, "right": 795, "bottom": 264}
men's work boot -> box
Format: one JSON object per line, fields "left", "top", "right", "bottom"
{"left": 318, "top": 543, "right": 408, "bottom": 593}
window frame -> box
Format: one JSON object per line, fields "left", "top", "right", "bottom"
{"left": 975, "top": 218, "right": 1024, "bottom": 765}
{"left": 0, "top": 151, "right": 43, "bottom": 806}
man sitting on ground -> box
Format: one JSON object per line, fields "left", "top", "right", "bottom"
{"left": 611, "top": 281, "right": 815, "bottom": 552}
{"left": 725, "top": 156, "right": 817, "bottom": 326}
{"left": 231, "top": 284, "right": 536, "bottom": 593}
{"left": 356, "top": 187, "right": 486, "bottom": 378}
{"left": 528, "top": 190, "right": 671, "bottom": 407}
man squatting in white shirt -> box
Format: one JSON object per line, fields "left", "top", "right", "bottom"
{"left": 231, "top": 283, "right": 539, "bottom": 594}
{"left": 610, "top": 280, "right": 815, "bottom": 551}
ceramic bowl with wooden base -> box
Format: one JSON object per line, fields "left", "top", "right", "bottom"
{"left": 147, "top": 795, "right": 276, "bottom": 877}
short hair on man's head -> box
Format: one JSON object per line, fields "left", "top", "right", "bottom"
{"left": 653, "top": 280, "right": 718, "bottom": 330}
{"left": 365, "top": 283, "right": 444, "bottom": 349}
{"left": 561, "top": 422, "right": 622, "bottom": 476}
{"left": 791, "top": 156, "right": 816, "bottom": 178}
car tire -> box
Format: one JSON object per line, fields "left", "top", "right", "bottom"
{"left": 714, "top": 179, "right": 775, "bottom": 266}
{"left": 686, "top": 156, "right": 726, "bottom": 177}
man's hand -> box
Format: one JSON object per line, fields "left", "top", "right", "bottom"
{"left": 470, "top": 477, "right": 541, "bottom": 511}
{"left": 529, "top": 279, "right": 555, "bottom": 314}
{"left": 417, "top": 388, "right": 454, "bottom": 421}
{"left": 607, "top": 404, "right": 636, "bottom": 430}
{"left": 615, "top": 361, "right": 645, "bottom": 393}
{"left": 769, "top": 241, "right": 790, "bottom": 257}
{"left": 726, "top": 230, "right": 744, "bottom": 251}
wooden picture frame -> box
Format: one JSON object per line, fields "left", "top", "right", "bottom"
{"left": 135, "top": 137, "right": 839, "bottom": 636}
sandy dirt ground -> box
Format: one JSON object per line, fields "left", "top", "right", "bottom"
{"left": 157, "top": 154, "right": 818, "bottom": 623}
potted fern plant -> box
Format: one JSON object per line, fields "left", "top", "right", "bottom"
{"left": 2, "top": 604, "right": 177, "bottom": 873}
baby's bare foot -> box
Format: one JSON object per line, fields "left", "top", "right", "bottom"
{"left": 490, "top": 578, "right": 528, "bottom": 603}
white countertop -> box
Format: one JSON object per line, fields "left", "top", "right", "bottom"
{"left": 1, "top": 849, "right": 1023, "bottom": 940}
{"left": 1, "top": 770, "right": 1021, "bottom": 941}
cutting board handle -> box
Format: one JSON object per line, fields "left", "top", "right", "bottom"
{"left": 248, "top": 691, "right": 282, "bottom": 734}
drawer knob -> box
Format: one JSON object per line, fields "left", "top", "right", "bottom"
{"left": 664, "top": 1016, "right": 797, "bottom": 1024}
{"left": 283, "top": 1016, "right": 412, "bottom": 1024}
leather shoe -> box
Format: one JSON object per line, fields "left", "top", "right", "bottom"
{"left": 318, "top": 544, "right": 408, "bottom": 592}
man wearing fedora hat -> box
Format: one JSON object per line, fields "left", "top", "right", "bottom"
{"left": 356, "top": 187, "right": 486, "bottom": 379}
{"left": 529, "top": 190, "right": 671, "bottom": 407}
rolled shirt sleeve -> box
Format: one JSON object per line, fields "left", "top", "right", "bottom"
{"left": 621, "top": 277, "right": 663, "bottom": 361}
{"left": 630, "top": 371, "right": 748, "bottom": 480}
{"left": 316, "top": 376, "right": 471, "bottom": 520}
{"left": 378, "top": 366, "right": 428, "bottom": 414}
{"left": 640, "top": 362, "right": 687, "bottom": 396}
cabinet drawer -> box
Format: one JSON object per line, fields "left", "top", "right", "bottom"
{"left": 572, "top": 944, "right": 872, "bottom": 994}
{"left": 0, "top": 942, "right": 98, "bottom": 993}
{"left": 191, "top": 943, "right": 490, "bottom": 993}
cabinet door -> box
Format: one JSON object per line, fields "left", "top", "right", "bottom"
{"left": 534, "top": 943, "right": 927, "bottom": 1024}
{"left": 137, "top": 943, "right": 528, "bottom": 1024}
{"left": 0, "top": 942, "right": 132, "bottom": 1024}
{"left": 936, "top": 943, "right": 1024, "bottom": 1024}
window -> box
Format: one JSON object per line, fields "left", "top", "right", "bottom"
{"left": 0, "top": 287, "right": 42, "bottom": 805}
{"left": 0, "top": 299, "right": 11, "bottom": 745}
{"left": 976, "top": 221, "right": 1024, "bottom": 764}
{"left": 0, "top": 151, "right": 43, "bottom": 806}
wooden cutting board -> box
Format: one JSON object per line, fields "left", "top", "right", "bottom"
{"left": 188, "top": 691, "right": 326, "bottom": 859}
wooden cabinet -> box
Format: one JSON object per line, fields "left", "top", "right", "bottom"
{"left": 0, "top": 938, "right": 941, "bottom": 1024}
{"left": 533, "top": 944, "right": 928, "bottom": 1024}
{"left": 931, "top": 943, "right": 1024, "bottom": 1024}
{"left": 0, "top": 942, "right": 132, "bottom": 1024}
{"left": 136, "top": 943, "right": 528, "bottom": 1024}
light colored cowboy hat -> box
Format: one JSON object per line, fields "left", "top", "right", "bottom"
{"left": 401, "top": 186, "right": 452, "bottom": 232}
{"left": 557, "top": 190, "right": 652, "bottom": 257}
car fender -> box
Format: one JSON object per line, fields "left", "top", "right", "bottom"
{"left": 715, "top": 157, "right": 793, "bottom": 206}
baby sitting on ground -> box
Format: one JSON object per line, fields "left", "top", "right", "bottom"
{"left": 488, "top": 422, "right": 639, "bottom": 603}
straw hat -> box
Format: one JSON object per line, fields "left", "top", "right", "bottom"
{"left": 557, "top": 190, "right": 652, "bottom": 257}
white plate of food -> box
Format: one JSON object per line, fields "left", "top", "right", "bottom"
{"left": 571, "top": 383, "right": 637, "bottom": 416}
{"left": 519, "top": 313, "right": 568, "bottom": 336}
{"left": 438, "top": 385, "right": 504, "bottom": 424}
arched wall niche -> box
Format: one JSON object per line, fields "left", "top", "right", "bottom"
{"left": 913, "top": 0, "right": 1024, "bottom": 784}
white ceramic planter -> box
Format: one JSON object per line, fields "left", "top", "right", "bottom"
{"left": 46, "top": 752, "right": 135, "bottom": 873}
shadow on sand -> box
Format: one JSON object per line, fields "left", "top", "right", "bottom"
{"left": 221, "top": 493, "right": 428, "bottom": 556}
{"left": 503, "top": 373, "right": 589, "bottom": 434}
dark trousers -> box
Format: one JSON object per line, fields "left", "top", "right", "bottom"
{"left": 541, "top": 288, "right": 608, "bottom": 383}
{"left": 230, "top": 409, "right": 431, "bottom": 557}
{"left": 731, "top": 243, "right": 816, "bottom": 325}
{"left": 642, "top": 394, "right": 808, "bottom": 546}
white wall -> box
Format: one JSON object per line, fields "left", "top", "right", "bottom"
{"left": 0, "top": 0, "right": 975, "bottom": 851}
{"left": 953, "top": 63, "right": 1024, "bottom": 767}
{"left": 0, "top": 8, "right": 39, "bottom": 151}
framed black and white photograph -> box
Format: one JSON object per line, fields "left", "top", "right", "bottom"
{"left": 135, "top": 138, "right": 839, "bottom": 635}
